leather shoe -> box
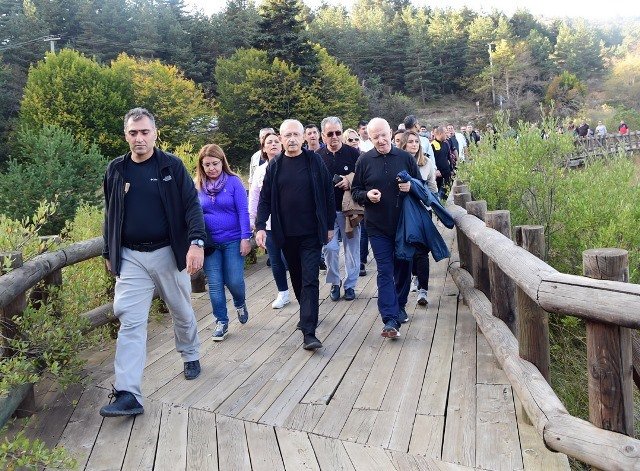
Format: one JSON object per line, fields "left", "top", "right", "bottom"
{"left": 359, "top": 263, "right": 367, "bottom": 276}
{"left": 343, "top": 287, "right": 355, "bottom": 301}
{"left": 99, "top": 389, "right": 144, "bottom": 417}
{"left": 184, "top": 360, "right": 201, "bottom": 380}
{"left": 303, "top": 334, "right": 322, "bottom": 350}
{"left": 330, "top": 284, "right": 340, "bottom": 301}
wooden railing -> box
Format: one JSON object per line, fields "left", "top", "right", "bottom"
{"left": 449, "top": 182, "right": 640, "bottom": 470}
{"left": 568, "top": 130, "right": 640, "bottom": 167}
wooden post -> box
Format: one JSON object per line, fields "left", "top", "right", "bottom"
{"left": 583, "top": 248, "right": 633, "bottom": 438}
{"left": 515, "top": 226, "right": 550, "bottom": 382}
{"left": 465, "top": 200, "right": 490, "bottom": 297}
{"left": 0, "top": 251, "right": 35, "bottom": 418}
{"left": 453, "top": 191, "right": 472, "bottom": 270}
{"left": 486, "top": 210, "right": 517, "bottom": 336}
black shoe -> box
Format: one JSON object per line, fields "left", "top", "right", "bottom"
{"left": 359, "top": 263, "right": 367, "bottom": 277}
{"left": 400, "top": 307, "right": 409, "bottom": 324}
{"left": 343, "top": 287, "right": 355, "bottom": 301}
{"left": 330, "top": 284, "right": 341, "bottom": 301}
{"left": 381, "top": 322, "right": 400, "bottom": 339}
{"left": 184, "top": 360, "right": 201, "bottom": 380}
{"left": 319, "top": 260, "right": 327, "bottom": 271}
{"left": 303, "top": 334, "right": 322, "bottom": 350}
{"left": 99, "top": 389, "right": 144, "bottom": 417}
{"left": 266, "top": 258, "right": 271, "bottom": 267}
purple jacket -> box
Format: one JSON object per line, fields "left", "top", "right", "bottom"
{"left": 198, "top": 174, "right": 251, "bottom": 244}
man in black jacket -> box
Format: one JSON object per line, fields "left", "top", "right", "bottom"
{"left": 351, "top": 117, "right": 420, "bottom": 339}
{"left": 255, "top": 119, "right": 335, "bottom": 350}
{"left": 100, "top": 108, "right": 206, "bottom": 417}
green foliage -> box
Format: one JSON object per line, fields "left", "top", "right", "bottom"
{"left": 552, "top": 20, "right": 604, "bottom": 80}
{"left": 0, "top": 125, "right": 106, "bottom": 234}
{"left": 215, "top": 47, "right": 367, "bottom": 167}
{"left": 459, "top": 113, "right": 640, "bottom": 283}
{"left": 19, "top": 49, "right": 130, "bottom": 158}
{"left": 368, "top": 92, "right": 414, "bottom": 129}
{"left": 0, "top": 427, "right": 76, "bottom": 470}
{"left": 545, "top": 71, "right": 587, "bottom": 118}
{"left": 0, "top": 200, "right": 58, "bottom": 261}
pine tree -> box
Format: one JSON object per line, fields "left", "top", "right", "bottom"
{"left": 254, "top": 0, "right": 318, "bottom": 84}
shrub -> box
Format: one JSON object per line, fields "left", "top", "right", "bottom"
{"left": 0, "top": 125, "right": 106, "bottom": 235}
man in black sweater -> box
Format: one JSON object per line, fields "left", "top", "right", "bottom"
{"left": 351, "top": 117, "right": 420, "bottom": 339}
{"left": 255, "top": 119, "right": 335, "bottom": 350}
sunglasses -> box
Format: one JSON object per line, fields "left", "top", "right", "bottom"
{"left": 326, "top": 130, "right": 342, "bottom": 137}
{"left": 347, "top": 137, "right": 360, "bottom": 142}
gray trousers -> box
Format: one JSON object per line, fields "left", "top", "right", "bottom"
{"left": 113, "top": 246, "right": 200, "bottom": 404}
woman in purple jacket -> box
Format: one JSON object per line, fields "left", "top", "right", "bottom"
{"left": 195, "top": 144, "right": 252, "bottom": 341}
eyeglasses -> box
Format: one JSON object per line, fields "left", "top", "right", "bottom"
{"left": 326, "top": 130, "right": 342, "bottom": 138}
{"left": 347, "top": 137, "right": 360, "bottom": 142}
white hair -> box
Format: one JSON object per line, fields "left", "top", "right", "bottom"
{"left": 279, "top": 119, "right": 304, "bottom": 135}
{"left": 366, "top": 117, "right": 391, "bottom": 135}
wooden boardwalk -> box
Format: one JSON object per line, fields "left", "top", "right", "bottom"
{"left": 14, "top": 227, "right": 570, "bottom": 470}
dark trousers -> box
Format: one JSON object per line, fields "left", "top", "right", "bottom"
{"left": 369, "top": 234, "right": 412, "bottom": 329}
{"left": 412, "top": 245, "right": 430, "bottom": 290}
{"left": 281, "top": 234, "right": 321, "bottom": 336}
{"left": 360, "top": 224, "right": 369, "bottom": 264}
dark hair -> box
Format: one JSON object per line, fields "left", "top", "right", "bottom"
{"left": 260, "top": 131, "right": 280, "bottom": 161}
{"left": 393, "top": 129, "right": 405, "bottom": 139}
{"left": 305, "top": 123, "right": 319, "bottom": 131}
{"left": 124, "top": 107, "right": 156, "bottom": 130}
{"left": 358, "top": 120, "right": 368, "bottom": 128}
{"left": 403, "top": 115, "right": 418, "bottom": 130}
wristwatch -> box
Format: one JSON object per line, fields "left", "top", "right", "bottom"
{"left": 190, "top": 239, "right": 205, "bottom": 248}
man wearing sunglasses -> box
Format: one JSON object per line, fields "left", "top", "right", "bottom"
{"left": 318, "top": 116, "right": 361, "bottom": 302}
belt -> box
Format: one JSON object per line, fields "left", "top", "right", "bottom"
{"left": 122, "top": 239, "right": 170, "bottom": 252}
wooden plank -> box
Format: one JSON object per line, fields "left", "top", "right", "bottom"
{"left": 441, "top": 302, "right": 476, "bottom": 468}
{"left": 408, "top": 415, "right": 444, "bottom": 459}
{"left": 312, "top": 300, "right": 384, "bottom": 438}
{"left": 276, "top": 427, "right": 320, "bottom": 471}
{"left": 85, "top": 414, "right": 134, "bottom": 470}
{"left": 476, "top": 328, "right": 508, "bottom": 385}
{"left": 339, "top": 408, "right": 377, "bottom": 443}
{"left": 216, "top": 415, "right": 251, "bottom": 470}
{"left": 283, "top": 403, "right": 326, "bottom": 431}
{"left": 155, "top": 403, "right": 189, "bottom": 471}
{"left": 186, "top": 408, "right": 218, "bottom": 471}
{"left": 245, "top": 422, "right": 285, "bottom": 471}
{"left": 513, "top": 395, "right": 569, "bottom": 471}
{"left": 366, "top": 410, "right": 395, "bottom": 448}
{"left": 309, "top": 433, "right": 356, "bottom": 471}
{"left": 52, "top": 386, "right": 105, "bottom": 470}
{"left": 475, "top": 384, "right": 523, "bottom": 471}
{"left": 120, "top": 400, "right": 163, "bottom": 471}
{"left": 342, "top": 440, "right": 397, "bottom": 470}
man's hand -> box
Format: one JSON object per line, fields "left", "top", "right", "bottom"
{"left": 367, "top": 189, "right": 381, "bottom": 203}
{"left": 327, "top": 230, "right": 334, "bottom": 244}
{"left": 398, "top": 180, "right": 411, "bottom": 192}
{"left": 186, "top": 245, "right": 204, "bottom": 275}
{"left": 335, "top": 176, "right": 350, "bottom": 190}
{"left": 240, "top": 239, "right": 252, "bottom": 256}
{"left": 255, "top": 230, "right": 267, "bottom": 249}
{"left": 435, "top": 169, "right": 442, "bottom": 178}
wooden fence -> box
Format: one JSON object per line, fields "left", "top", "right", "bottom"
{"left": 450, "top": 182, "right": 640, "bottom": 471}
{"left": 567, "top": 130, "right": 640, "bottom": 167}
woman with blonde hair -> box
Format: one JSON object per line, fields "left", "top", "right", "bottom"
{"left": 196, "top": 144, "right": 252, "bottom": 341}
{"left": 400, "top": 131, "right": 436, "bottom": 306}
{"left": 342, "top": 128, "right": 361, "bottom": 150}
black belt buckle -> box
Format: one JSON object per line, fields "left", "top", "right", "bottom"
{"left": 124, "top": 240, "right": 170, "bottom": 252}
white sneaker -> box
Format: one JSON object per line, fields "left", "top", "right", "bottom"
{"left": 272, "top": 290, "right": 290, "bottom": 309}
{"left": 410, "top": 276, "right": 418, "bottom": 292}
{"left": 417, "top": 289, "right": 428, "bottom": 306}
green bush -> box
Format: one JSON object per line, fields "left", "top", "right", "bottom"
{"left": 0, "top": 125, "right": 106, "bottom": 235}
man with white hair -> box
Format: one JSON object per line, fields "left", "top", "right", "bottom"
{"left": 351, "top": 118, "right": 420, "bottom": 339}
{"left": 255, "top": 119, "right": 335, "bottom": 350}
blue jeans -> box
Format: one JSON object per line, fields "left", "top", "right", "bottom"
{"left": 203, "top": 239, "right": 246, "bottom": 323}
{"left": 323, "top": 212, "right": 360, "bottom": 290}
{"left": 369, "top": 234, "right": 412, "bottom": 329}
{"left": 265, "top": 230, "right": 288, "bottom": 292}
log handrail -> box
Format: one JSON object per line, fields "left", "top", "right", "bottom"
{"left": 448, "top": 190, "right": 640, "bottom": 470}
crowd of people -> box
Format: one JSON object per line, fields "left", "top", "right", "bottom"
{"left": 99, "top": 107, "right": 458, "bottom": 417}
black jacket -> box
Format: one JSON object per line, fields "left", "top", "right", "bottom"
{"left": 351, "top": 146, "right": 420, "bottom": 239}
{"left": 255, "top": 149, "right": 335, "bottom": 248}
{"left": 102, "top": 148, "right": 206, "bottom": 275}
